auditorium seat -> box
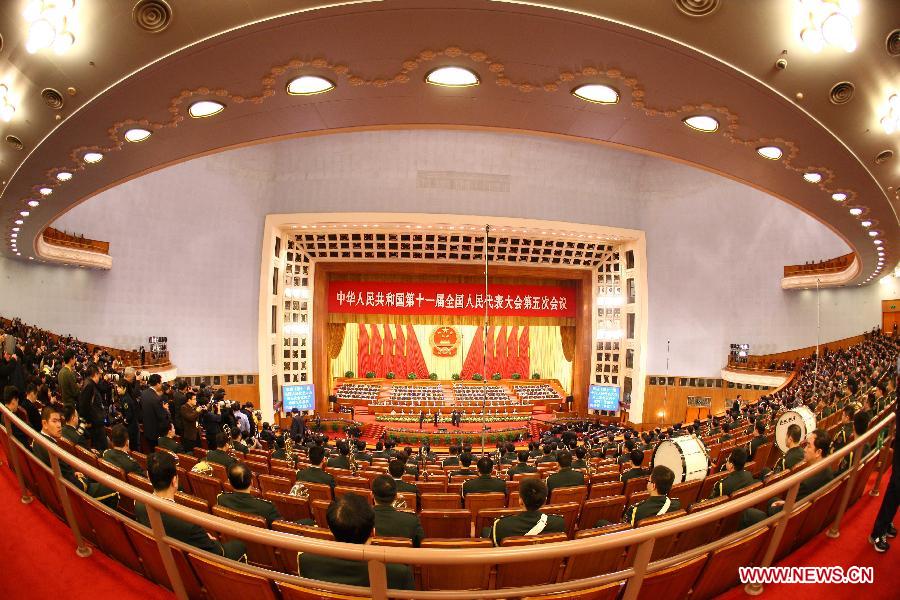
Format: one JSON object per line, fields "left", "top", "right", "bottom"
{"left": 369, "top": 536, "right": 413, "bottom": 547}
{"left": 464, "top": 493, "right": 507, "bottom": 524}
{"left": 29, "top": 455, "right": 64, "bottom": 517}
{"left": 544, "top": 502, "right": 580, "bottom": 538}
{"left": 278, "top": 581, "right": 368, "bottom": 600}
{"left": 690, "top": 527, "right": 771, "bottom": 600}
{"left": 588, "top": 481, "right": 623, "bottom": 499}
{"left": 521, "top": 581, "right": 622, "bottom": 600}
{"left": 123, "top": 522, "right": 206, "bottom": 600}
{"left": 189, "top": 553, "right": 279, "bottom": 600}
{"left": 419, "top": 509, "right": 472, "bottom": 538}
{"left": 577, "top": 496, "right": 627, "bottom": 531}
{"left": 669, "top": 480, "right": 702, "bottom": 508}
{"left": 549, "top": 485, "right": 588, "bottom": 507}
{"left": 420, "top": 538, "right": 493, "bottom": 590}
{"left": 303, "top": 482, "right": 333, "bottom": 503}
{"left": 849, "top": 452, "right": 881, "bottom": 505}
{"left": 496, "top": 533, "right": 568, "bottom": 588}
{"left": 396, "top": 491, "right": 418, "bottom": 511}
{"left": 310, "top": 499, "right": 331, "bottom": 528}
{"left": 335, "top": 475, "right": 368, "bottom": 489}
{"left": 334, "top": 486, "right": 373, "bottom": 504}
{"left": 270, "top": 466, "right": 297, "bottom": 480}
{"left": 794, "top": 479, "right": 845, "bottom": 547}
{"left": 772, "top": 502, "right": 813, "bottom": 563}
{"left": 177, "top": 453, "right": 198, "bottom": 472}
{"left": 175, "top": 492, "right": 212, "bottom": 514}
{"left": 417, "top": 481, "right": 447, "bottom": 494}
{"left": 562, "top": 523, "right": 632, "bottom": 581}
{"left": 57, "top": 436, "right": 76, "bottom": 455}
{"left": 81, "top": 495, "right": 144, "bottom": 575}
{"left": 698, "top": 471, "right": 728, "bottom": 500}
{"left": 265, "top": 490, "right": 313, "bottom": 523}
{"left": 68, "top": 490, "right": 99, "bottom": 546}
{"left": 127, "top": 472, "right": 154, "bottom": 493}
{"left": 420, "top": 493, "right": 462, "bottom": 510}
{"left": 272, "top": 521, "right": 334, "bottom": 540}
{"left": 475, "top": 507, "right": 520, "bottom": 534}
{"left": 635, "top": 554, "right": 707, "bottom": 600}
{"left": 130, "top": 451, "right": 148, "bottom": 472}
{"left": 187, "top": 471, "right": 222, "bottom": 508}
{"left": 629, "top": 490, "right": 650, "bottom": 505}
{"left": 258, "top": 475, "right": 293, "bottom": 496}
{"left": 212, "top": 505, "right": 279, "bottom": 569}
{"left": 635, "top": 509, "right": 686, "bottom": 561}
{"left": 74, "top": 445, "right": 99, "bottom": 468}
{"left": 750, "top": 444, "right": 773, "bottom": 475}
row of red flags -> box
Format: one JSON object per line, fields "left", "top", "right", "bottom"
{"left": 460, "top": 325, "right": 530, "bottom": 379}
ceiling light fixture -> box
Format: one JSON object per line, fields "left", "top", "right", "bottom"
{"left": 14, "top": 220, "right": 23, "bottom": 225}
{"left": 56, "top": 171, "right": 72, "bottom": 182}
{"left": 19, "top": 211, "right": 29, "bottom": 217}
{"left": 571, "top": 84, "right": 619, "bottom": 104}
{"left": 849, "top": 208, "right": 862, "bottom": 215}
{"left": 24, "top": 0, "right": 77, "bottom": 55}
{"left": 83, "top": 152, "right": 103, "bottom": 163}
{"left": 189, "top": 100, "right": 225, "bottom": 118}
{"left": 803, "top": 172, "right": 822, "bottom": 183}
{"left": 861, "top": 220, "right": 872, "bottom": 227}
{"left": 756, "top": 146, "right": 783, "bottom": 160}
{"left": 425, "top": 66, "right": 480, "bottom": 87}
{"left": 869, "top": 231, "right": 879, "bottom": 237}
{"left": 880, "top": 94, "right": 899, "bottom": 134}
{"left": 124, "top": 128, "right": 151, "bottom": 143}
{"left": 874, "top": 240, "right": 882, "bottom": 245}
{"left": 798, "top": 0, "right": 858, "bottom": 54}
{"left": 286, "top": 75, "right": 335, "bottom": 95}
{"left": 0, "top": 84, "right": 16, "bottom": 123}
{"left": 12, "top": 227, "right": 18, "bottom": 232}
{"left": 682, "top": 115, "right": 719, "bottom": 132}
{"left": 27, "top": 200, "right": 39, "bottom": 208}
{"left": 831, "top": 192, "right": 847, "bottom": 201}
{"left": 39, "top": 187, "right": 52, "bottom": 196}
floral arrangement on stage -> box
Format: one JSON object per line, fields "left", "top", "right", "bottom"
{"left": 376, "top": 414, "right": 530, "bottom": 424}
{"left": 383, "top": 426, "right": 529, "bottom": 446}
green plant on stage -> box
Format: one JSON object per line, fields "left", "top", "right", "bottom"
{"left": 387, "top": 372, "right": 396, "bottom": 379}
{"left": 407, "top": 372, "right": 416, "bottom": 379}
{"left": 330, "top": 421, "right": 340, "bottom": 432}
{"left": 429, "top": 372, "right": 438, "bottom": 381}
{"left": 531, "top": 372, "right": 541, "bottom": 379}
{"left": 344, "top": 371, "right": 354, "bottom": 378}
{"left": 511, "top": 373, "right": 521, "bottom": 380}
{"left": 451, "top": 373, "right": 461, "bottom": 381}
{"left": 472, "top": 373, "right": 484, "bottom": 381}
{"left": 365, "top": 371, "right": 376, "bottom": 378}
{"left": 491, "top": 372, "right": 502, "bottom": 381}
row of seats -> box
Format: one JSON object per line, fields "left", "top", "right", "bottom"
{"left": 388, "top": 385, "right": 445, "bottom": 402}
{"left": 514, "top": 384, "right": 562, "bottom": 400}
{"left": 334, "top": 384, "right": 380, "bottom": 401}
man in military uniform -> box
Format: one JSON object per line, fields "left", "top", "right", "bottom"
{"left": 709, "top": 447, "right": 754, "bottom": 498}
{"left": 204, "top": 432, "right": 238, "bottom": 468}
{"left": 747, "top": 420, "right": 768, "bottom": 461}
{"left": 490, "top": 478, "right": 566, "bottom": 545}
{"left": 157, "top": 423, "right": 185, "bottom": 455}
{"left": 535, "top": 444, "right": 557, "bottom": 465}
{"left": 442, "top": 445, "right": 461, "bottom": 467}
{"left": 617, "top": 439, "right": 637, "bottom": 465}
{"left": 501, "top": 443, "right": 517, "bottom": 465}
{"left": 597, "top": 465, "right": 682, "bottom": 528}
{"left": 572, "top": 446, "right": 589, "bottom": 469}
{"left": 508, "top": 450, "right": 538, "bottom": 478}
{"left": 388, "top": 459, "right": 419, "bottom": 495}
{"left": 58, "top": 349, "right": 79, "bottom": 409}
{"left": 450, "top": 452, "right": 478, "bottom": 477}
{"left": 719, "top": 422, "right": 733, "bottom": 442}
{"left": 102, "top": 424, "right": 143, "bottom": 476}
{"left": 372, "top": 475, "right": 424, "bottom": 546}
{"left": 763, "top": 423, "right": 804, "bottom": 480}
{"left": 61, "top": 405, "right": 90, "bottom": 450}
{"left": 833, "top": 405, "right": 855, "bottom": 453}
{"left": 355, "top": 440, "right": 372, "bottom": 463}
{"left": 546, "top": 451, "right": 585, "bottom": 497}
{"left": 230, "top": 428, "right": 249, "bottom": 455}
{"left": 271, "top": 434, "right": 288, "bottom": 460}
{"left": 136, "top": 452, "right": 245, "bottom": 560}
{"left": 297, "top": 445, "right": 335, "bottom": 489}
{"left": 764, "top": 429, "right": 834, "bottom": 516}
{"left": 620, "top": 449, "right": 649, "bottom": 486}
{"left": 217, "top": 462, "right": 280, "bottom": 525}
{"left": 371, "top": 441, "right": 389, "bottom": 460}
{"left": 463, "top": 457, "right": 506, "bottom": 496}
{"left": 838, "top": 412, "right": 873, "bottom": 474}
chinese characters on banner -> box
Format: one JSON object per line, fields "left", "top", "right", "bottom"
{"left": 328, "top": 280, "right": 576, "bottom": 318}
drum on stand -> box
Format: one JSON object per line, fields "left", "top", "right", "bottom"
{"left": 651, "top": 435, "right": 710, "bottom": 483}
{"left": 775, "top": 405, "right": 817, "bottom": 452}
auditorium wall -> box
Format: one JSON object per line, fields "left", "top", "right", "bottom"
{"left": 4, "top": 128, "right": 890, "bottom": 378}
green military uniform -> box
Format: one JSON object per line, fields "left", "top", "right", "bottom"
{"left": 500, "top": 454, "right": 516, "bottom": 465}
{"left": 709, "top": 469, "right": 755, "bottom": 498}
{"left": 205, "top": 448, "right": 237, "bottom": 469}
{"left": 297, "top": 466, "right": 335, "bottom": 489}
{"left": 838, "top": 444, "right": 872, "bottom": 474}
{"left": 774, "top": 446, "right": 804, "bottom": 473}
{"left": 135, "top": 501, "right": 246, "bottom": 560}
{"left": 61, "top": 423, "right": 89, "bottom": 449}
{"left": 299, "top": 553, "right": 414, "bottom": 589}
{"left": 442, "top": 456, "right": 460, "bottom": 467}
{"left": 507, "top": 463, "right": 537, "bottom": 478}
{"left": 232, "top": 440, "right": 249, "bottom": 454}
{"left": 372, "top": 450, "right": 391, "bottom": 460}
{"left": 535, "top": 454, "right": 557, "bottom": 465}
{"left": 102, "top": 448, "right": 143, "bottom": 476}
{"left": 393, "top": 477, "right": 419, "bottom": 495}
{"left": 217, "top": 491, "right": 280, "bottom": 524}
{"left": 491, "top": 509, "right": 566, "bottom": 546}
{"left": 620, "top": 467, "right": 648, "bottom": 486}
{"left": 356, "top": 452, "right": 372, "bottom": 463}
{"left": 58, "top": 365, "right": 79, "bottom": 409}
{"left": 767, "top": 467, "right": 834, "bottom": 515}
{"left": 547, "top": 468, "right": 585, "bottom": 495}
{"left": 572, "top": 459, "right": 588, "bottom": 469}
{"left": 373, "top": 504, "right": 425, "bottom": 546}
{"left": 326, "top": 455, "right": 350, "bottom": 469}
{"left": 462, "top": 474, "right": 506, "bottom": 496}
{"left": 403, "top": 462, "right": 420, "bottom": 478}
{"left": 272, "top": 447, "right": 287, "bottom": 460}
{"left": 747, "top": 435, "right": 768, "bottom": 460}
{"left": 157, "top": 436, "right": 185, "bottom": 455}
{"left": 450, "top": 467, "right": 477, "bottom": 477}
{"left": 622, "top": 495, "right": 682, "bottom": 526}
{"left": 833, "top": 424, "right": 852, "bottom": 451}
{"left": 32, "top": 433, "right": 119, "bottom": 509}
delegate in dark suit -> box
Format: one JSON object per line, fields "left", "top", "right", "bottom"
{"left": 140, "top": 386, "right": 170, "bottom": 449}
{"left": 102, "top": 448, "right": 143, "bottom": 476}
{"left": 180, "top": 403, "right": 201, "bottom": 452}
{"left": 205, "top": 448, "right": 237, "bottom": 469}
{"left": 32, "top": 433, "right": 119, "bottom": 509}
{"left": 373, "top": 504, "right": 425, "bottom": 547}
{"left": 767, "top": 467, "right": 834, "bottom": 515}
{"left": 217, "top": 491, "right": 281, "bottom": 525}
{"left": 463, "top": 474, "right": 507, "bottom": 496}
{"left": 135, "top": 502, "right": 246, "bottom": 560}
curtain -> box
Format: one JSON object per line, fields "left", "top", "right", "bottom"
{"left": 494, "top": 326, "right": 507, "bottom": 377}
{"left": 485, "top": 326, "right": 497, "bottom": 377}
{"left": 460, "top": 326, "right": 484, "bottom": 379}
{"left": 507, "top": 326, "right": 519, "bottom": 377}
{"left": 383, "top": 324, "right": 395, "bottom": 376}
{"left": 370, "top": 325, "right": 384, "bottom": 378}
{"left": 393, "top": 325, "right": 408, "bottom": 376}
{"left": 560, "top": 325, "right": 576, "bottom": 363}
{"left": 518, "top": 325, "right": 530, "bottom": 377}
{"left": 406, "top": 324, "right": 429, "bottom": 378}
{"left": 357, "top": 323, "right": 370, "bottom": 376}
{"left": 327, "top": 323, "right": 346, "bottom": 360}
{"left": 529, "top": 326, "right": 571, "bottom": 393}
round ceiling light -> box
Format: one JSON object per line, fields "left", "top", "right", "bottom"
{"left": 12, "top": 227, "right": 18, "bottom": 232}
{"left": 27, "top": 200, "right": 39, "bottom": 207}
{"left": 124, "top": 128, "right": 152, "bottom": 143}
{"left": 849, "top": 208, "right": 863, "bottom": 215}
{"left": 874, "top": 240, "right": 882, "bottom": 245}
{"left": 756, "top": 146, "right": 783, "bottom": 160}
{"left": 682, "top": 115, "right": 719, "bottom": 132}
{"left": 286, "top": 75, "right": 335, "bottom": 95}
{"left": 83, "top": 152, "right": 103, "bottom": 163}
{"left": 56, "top": 171, "right": 72, "bottom": 181}
{"left": 861, "top": 220, "right": 872, "bottom": 227}
{"left": 803, "top": 172, "right": 822, "bottom": 183}
{"left": 39, "top": 187, "right": 52, "bottom": 195}
{"left": 831, "top": 192, "right": 847, "bottom": 201}
{"left": 19, "top": 211, "right": 29, "bottom": 217}
{"left": 571, "top": 84, "right": 619, "bottom": 104}
{"left": 14, "top": 219, "right": 23, "bottom": 225}
{"left": 425, "top": 66, "right": 479, "bottom": 87}
{"left": 188, "top": 100, "right": 225, "bottom": 118}
{"left": 868, "top": 231, "right": 878, "bottom": 237}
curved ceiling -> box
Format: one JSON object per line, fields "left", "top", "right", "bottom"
{"left": 0, "top": 0, "right": 897, "bottom": 285}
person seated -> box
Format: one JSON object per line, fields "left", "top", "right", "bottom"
{"left": 747, "top": 420, "right": 768, "bottom": 460}
{"left": 217, "top": 462, "right": 280, "bottom": 525}
{"left": 31, "top": 406, "right": 119, "bottom": 508}
{"left": 766, "top": 429, "right": 833, "bottom": 516}
{"left": 710, "top": 447, "right": 754, "bottom": 498}
{"left": 490, "top": 478, "right": 566, "bottom": 545}
{"left": 597, "top": 465, "right": 682, "bottom": 528}
{"left": 298, "top": 494, "right": 415, "bottom": 589}
{"left": 571, "top": 446, "right": 588, "bottom": 469}
{"left": 157, "top": 423, "right": 185, "bottom": 455}
{"left": 372, "top": 475, "right": 424, "bottom": 546}
{"left": 371, "top": 441, "right": 389, "bottom": 460}
{"left": 500, "top": 443, "right": 517, "bottom": 465}
{"left": 833, "top": 405, "right": 855, "bottom": 452}
{"left": 388, "top": 459, "right": 420, "bottom": 495}
{"left": 271, "top": 434, "right": 287, "bottom": 461}
{"left": 297, "top": 445, "right": 335, "bottom": 489}
{"left": 463, "top": 457, "right": 506, "bottom": 496}
{"left": 762, "top": 423, "right": 804, "bottom": 480}
{"left": 136, "top": 452, "right": 246, "bottom": 560}
{"left": 547, "top": 451, "right": 585, "bottom": 495}
{"left": 2, "top": 386, "right": 29, "bottom": 447}
{"left": 205, "top": 432, "right": 238, "bottom": 469}
{"left": 619, "top": 449, "right": 649, "bottom": 485}
{"left": 355, "top": 440, "right": 372, "bottom": 463}
{"left": 838, "top": 412, "right": 872, "bottom": 473}
{"left": 441, "top": 445, "right": 461, "bottom": 467}
{"left": 102, "top": 424, "right": 143, "bottom": 476}
{"left": 508, "top": 450, "right": 538, "bottom": 478}
{"left": 535, "top": 444, "right": 557, "bottom": 465}
{"left": 616, "top": 439, "right": 637, "bottom": 465}
{"left": 61, "top": 404, "right": 90, "bottom": 450}
{"left": 449, "top": 452, "right": 478, "bottom": 478}
{"left": 719, "top": 422, "right": 733, "bottom": 442}
{"left": 230, "top": 428, "right": 249, "bottom": 455}
{"left": 327, "top": 442, "right": 351, "bottom": 469}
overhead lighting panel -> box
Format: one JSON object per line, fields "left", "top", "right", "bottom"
{"left": 124, "top": 128, "right": 152, "bottom": 143}
{"left": 425, "top": 66, "right": 480, "bottom": 87}
{"left": 682, "top": 115, "right": 719, "bottom": 132}
{"left": 0, "top": 84, "right": 16, "bottom": 122}
{"left": 56, "top": 171, "right": 72, "bottom": 182}
{"left": 286, "top": 76, "right": 335, "bottom": 95}
{"left": 831, "top": 192, "right": 847, "bottom": 201}
{"left": 83, "top": 152, "right": 103, "bottom": 163}
{"left": 27, "top": 200, "right": 39, "bottom": 208}
{"left": 756, "top": 146, "right": 783, "bottom": 160}
{"left": 189, "top": 100, "right": 225, "bottom": 118}
{"left": 24, "top": 0, "right": 77, "bottom": 55}
{"left": 880, "top": 94, "right": 899, "bottom": 134}
{"left": 798, "top": 0, "right": 858, "bottom": 53}
{"left": 849, "top": 207, "right": 862, "bottom": 215}
{"left": 571, "top": 84, "right": 619, "bottom": 104}
{"left": 803, "top": 172, "right": 822, "bottom": 183}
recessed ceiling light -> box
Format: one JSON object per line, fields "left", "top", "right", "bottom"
{"left": 12, "top": 227, "right": 18, "bottom": 232}
{"left": 803, "top": 172, "right": 822, "bottom": 183}
{"left": 571, "top": 84, "right": 619, "bottom": 104}
{"left": 286, "top": 76, "right": 335, "bottom": 95}
{"left": 11, "top": 233, "right": 16, "bottom": 238}
{"left": 19, "top": 211, "right": 29, "bottom": 217}
{"left": 14, "top": 219, "right": 23, "bottom": 225}
{"left": 831, "top": 192, "right": 847, "bottom": 202}
{"left": 874, "top": 240, "right": 882, "bottom": 245}
{"left": 39, "top": 187, "right": 52, "bottom": 196}
{"left": 682, "top": 115, "right": 719, "bottom": 132}
{"left": 189, "top": 100, "right": 225, "bottom": 118}
{"left": 27, "top": 200, "right": 39, "bottom": 207}
{"left": 849, "top": 208, "right": 862, "bottom": 215}
{"left": 756, "top": 146, "right": 783, "bottom": 160}
{"left": 861, "top": 220, "right": 872, "bottom": 227}
{"left": 425, "top": 66, "right": 479, "bottom": 87}
{"left": 869, "top": 231, "right": 878, "bottom": 237}
{"left": 124, "top": 128, "right": 152, "bottom": 143}
{"left": 56, "top": 171, "right": 72, "bottom": 182}
{"left": 878, "top": 251, "right": 884, "bottom": 256}
{"left": 83, "top": 152, "right": 103, "bottom": 163}
{"left": 28, "top": 256, "right": 33, "bottom": 260}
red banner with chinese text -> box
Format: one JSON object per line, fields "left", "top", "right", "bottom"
{"left": 328, "top": 281, "right": 575, "bottom": 317}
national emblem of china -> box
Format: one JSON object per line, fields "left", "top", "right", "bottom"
{"left": 429, "top": 326, "right": 461, "bottom": 357}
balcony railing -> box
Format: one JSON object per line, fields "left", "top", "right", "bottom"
{"left": 783, "top": 252, "right": 855, "bottom": 278}
{"left": 42, "top": 227, "right": 110, "bottom": 255}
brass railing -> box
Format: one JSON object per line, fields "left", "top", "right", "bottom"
{"left": 42, "top": 227, "right": 111, "bottom": 255}
{"left": 0, "top": 401, "right": 894, "bottom": 600}
{"left": 783, "top": 252, "right": 855, "bottom": 278}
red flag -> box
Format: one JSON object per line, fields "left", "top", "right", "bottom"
{"left": 406, "top": 324, "right": 429, "bottom": 378}
{"left": 383, "top": 324, "right": 394, "bottom": 377}
{"left": 494, "top": 326, "right": 507, "bottom": 378}
{"left": 485, "top": 326, "right": 496, "bottom": 378}
{"left": 460, "top": 326, "right": 484, "bottom": 379}
{"left": 393, "top": 324, "right": 408, "bottom": 376}
{"left": 518, "top": 325, "right": 530, "bottom": 377}
{"left": 370, "top": 325, "right": 384, "bottom": 378}
{"left": 357, "top": 323, "right": 370, "bottom": 376}
{"left": 507, "top": 326, "right": 519, "bottom": 378}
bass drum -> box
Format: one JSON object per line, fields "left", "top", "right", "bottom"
{"left": 775, "top": 405, "right": 817, "bottom": 452}
{"left": 651, "top": 435, "right": 710, "bottom": 483}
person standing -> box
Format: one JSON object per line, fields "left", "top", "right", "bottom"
{"left": 171, "top": 379, "right": 187, "bottom": 436}
{"left": 79, "top": 364, "right": 107, "bottom": 451}
{"left": 116, "top": 379, "right": 141, "bottom": 452}
{"left": 140, "top": 374, "right": 169, "bottom": 451}
{"left": 869, "top": 398, "right": 899, "bottom": 553}
{"left": 58, "top": 349, "right": 79, "bottom": 409}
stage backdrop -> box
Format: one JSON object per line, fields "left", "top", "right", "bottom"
{"left": 330, "top": 323, "right": 573, "bottom": 393}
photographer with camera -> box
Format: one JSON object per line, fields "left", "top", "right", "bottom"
{"left": 180, "top": 392, "right": 205, "bottom": 453}
{"left": 78, "top": 364, "right": 108, "bottom": 451}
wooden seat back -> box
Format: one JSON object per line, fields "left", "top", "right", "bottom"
{"left": 419, "top": 509, "right": 472, "bottom": 538}
{"left": 420, "top": 538, "right": 492, "bottom": 590}
{"left": 496, "top": 533, "right": 568, "bottom": 588}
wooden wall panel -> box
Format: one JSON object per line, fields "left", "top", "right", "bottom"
{"left": 641, "top": 378, "right": 771, "bottom": 426}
